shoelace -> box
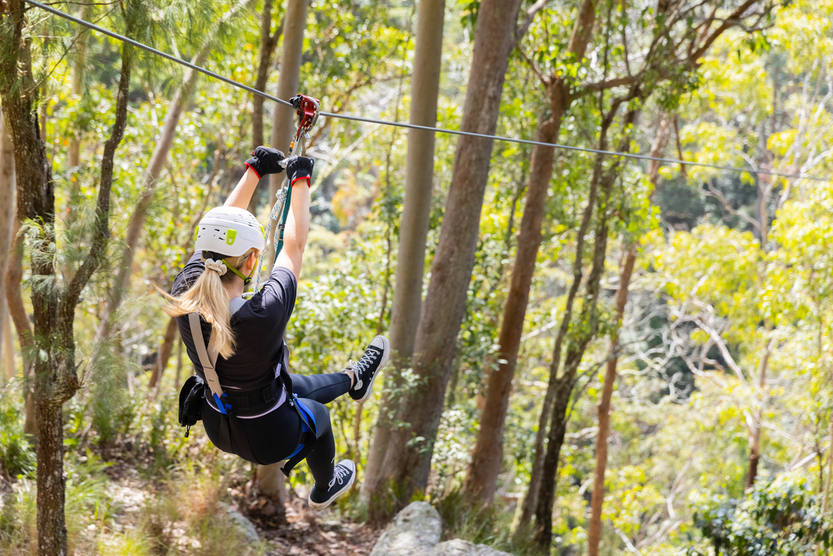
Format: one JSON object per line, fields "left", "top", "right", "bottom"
{"left": 328, "top": 465, "right": 351, "bottom": 489}
{"left": 354, "top": 349, "right": 379, "bottom": 375}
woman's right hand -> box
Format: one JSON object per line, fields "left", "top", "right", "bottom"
{"left": 286, "top": 156, "right": 315, "bottom": 186}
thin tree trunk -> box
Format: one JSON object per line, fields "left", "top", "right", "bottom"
{"left": 1, "top": 2, "right": 134, "bottom": 550}
{"left": 746, "top": 336, "right": 771, "bottom": 489}
{"left": 532, "top": 108, "right": 638, "bottom": 550}
{"left": 516, "top": 137, "right": 609, "bottom": 533}
{"left": 0, "top": 113, "right": 15, "bottom": 377}
{"left": 97, "top": 0, "right": 250, "bottom": 341}
{"left": 823, "top": 412, "right": 833, "bottom": 514}
{"left": 248, "top": 0, "right": 283, "bottom": 213}
{"left": 148, "top": 316, "right": 178, "bottom": 395}
{"left": 68, "top": 3, "right": 93, "bottom": 192}
{"left": 267, "top": 0, "right": 309, "bottom": 231}
{"left": 254, "top": 461, "right": 287, "bottom": 522}
{"left": 463, "top": 0, "right": 598, "bottom": 505}
{"left": 3, "top": 306, "right": 13, "bottom": 379}
{"left": 258, "top": 0, "right": 309, "bottom": 503}
{"left": 97, "top": 49, "right": 209, "bottom": 341}
{"left": 362, "top": 0, "right": 446, "bottom": 513}
{"left": 373, "top": 0, "right": 525, "bottom": 519}
{"left": 175, "top": 339, "right": 184, "bottom": 386}
{"left": 6, "top": 221, "right": 36, "bottom": 435}
{"left": 587, "top": 116, "right": 669, "bottom": 556}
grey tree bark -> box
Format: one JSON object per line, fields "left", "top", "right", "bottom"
{"left": 370, "top": 0, "right": 525, "bottom": 520}
{"left": 260, "top": 0, "right": 309, "bottom": 504}
{"left": 0, "top": 113, "right": 15, "bottom": 379}
{"left": 248, "top": 0, "right": 284, "bottom": 213}
{"left": 0, "top": 0, "right": 135, "bottom": 551}
{"left": 267, "top": 0, "right": 309, "bottom": 217}
{"left": 361, "top": 0, "right": 446, "bottom": 511}
{"left": 68, "top": 3, "right": 93, "bottom": 187}
{"left": 97, "top": 0, "right": 251, "bottom": 341}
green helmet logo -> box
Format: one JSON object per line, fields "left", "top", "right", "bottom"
{"left": 226, "top": 229, "right": 237, "bottom": 246}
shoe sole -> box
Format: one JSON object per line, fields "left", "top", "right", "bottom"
{"left": 356, "top": 336, "right": 390, "bottom": 404}
{"left": 308, "top": 470, "right": 356, "bottom": 510}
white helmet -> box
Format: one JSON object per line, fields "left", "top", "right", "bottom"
{"left": 194, "top": 206, "right": 265, "bottom": 257}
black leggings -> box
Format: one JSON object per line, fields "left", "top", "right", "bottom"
{"left": 201, "top": 372, "right": 351, "bottom": 487}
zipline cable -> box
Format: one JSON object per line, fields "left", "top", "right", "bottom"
{"left": 22, "top": 0, "right": 832, "bottom": 184}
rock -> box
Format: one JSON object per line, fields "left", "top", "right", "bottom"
{"left": 430, "top": 539, "right": 513, "bottom": 556}
{"left": 220, "top": 503, "right": 259, "bottom": 543}
{"left": 370, "top": 501, "right": 443, "bottom": 556}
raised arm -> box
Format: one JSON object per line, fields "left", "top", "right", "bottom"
{"left": 225, "top": 146, "right": 286, "bottom": 210}
{"left": 276, "top": 157, "right": 315, "bottom": 280}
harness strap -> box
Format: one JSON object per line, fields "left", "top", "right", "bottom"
{"left": 188, "top": 307, "right": 261, "bottom": 464}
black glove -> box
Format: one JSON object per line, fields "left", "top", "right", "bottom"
{"left": 286, "top": 156, "right": 315, "bottom": 186}
{"left": 245, "top": 146, "right": 285, "bottom": 178}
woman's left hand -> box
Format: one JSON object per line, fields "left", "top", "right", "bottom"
{"left": 245, "top": 146, "right": 286, "bottom": 178}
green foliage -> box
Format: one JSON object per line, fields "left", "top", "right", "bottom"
{"left": 0, "top": 381, "right": 35, "bottom": 479}
{"left": 689, "top": 475, "right": 832, "bottom": 555}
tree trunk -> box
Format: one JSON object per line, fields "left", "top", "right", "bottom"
{"left": 260, "top": 0, "right": 309, "bottom": 503}
{"left": 372, "top": 0, "right": 524, "bottom": 519}
{"left": 248, "top": 0, "right": 283, "bottom": 213}
{"left": 254, "top": 459, "right": 287, "bottom": 523}
{"left": 517, "top": 131, "right": 609, "bottom": 533}
{"left": 6, "top": 220, "right": 36, "bottom": 435}
{"left": 267, "top": 0, "right": 308, "bottom": 215}
{"left": 533, "top": 166, "right": 617, "bottom": 549}
{"left": 587, "top": 116, "right": 669, "bottom": 556}
{"left": 0, "top": 113, "right": 15, "bottom": 377}
{"left": 97, "top": 48, "right": 209, "bottom": 341}
{"left": 532, "top": 108, "right": 638, "bottom": 550}
{"left": 463, "top": 0, "right": 597, "bottom": 506}
{"left": 68, "top": 3, "right": 93, "bottom": 189}
{"left": 1, "top": 2, "right": 134, "bottom": 552}
{"left": 3, "top": 307, "right": 13, "bottom": 380}
{"left": 148, "top": 316, "right": 179, "bottom": 395}
{"left": 746, "top": 338, "right": 771, "bottom": 489}
{"left": 361, "top": 0, "right": 446, "bottom": 511}
{"left": 36, "top": 401, "right": 67, "bottom": 556}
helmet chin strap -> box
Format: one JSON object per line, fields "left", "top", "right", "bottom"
{"left": 221, "top": 260, "right": 254, "bottom": 286}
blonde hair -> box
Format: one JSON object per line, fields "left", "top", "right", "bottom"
{"left": 162, "top": 249, "right": 258, "bottom": 359}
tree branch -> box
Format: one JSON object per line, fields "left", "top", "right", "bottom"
{"left": 63, "top": 31, "right": 133, "bottom": 314}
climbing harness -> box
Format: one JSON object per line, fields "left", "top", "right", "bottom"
{"left": 253, "top": 94, "right": 320, "bottom": 293}
{"left": 184, "top": 306, "right": 318, "bottom": 473}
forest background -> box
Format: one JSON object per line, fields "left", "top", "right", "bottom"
{"left": 0, "top": 0, "right": 832, "bottom": 555}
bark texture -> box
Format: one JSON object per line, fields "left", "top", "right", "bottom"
{"left": 147, "top": 316, "right": 179, "bottom": 394}
{"left": 248, "top": 0, "right": 283, "bottom": 213}
{"left": 67, "top": 3, "right": 93, "bottom": 182}
{"left": 0, "top": 2, "right": 134, "bottom": 551}
{"left": 268, "top": 0, "right": 308, "bottom": 207}
{"left": 361, "top": 0, "right": 446, "bottom": 511}
{"left": 0, "top": 113, "right": 15, "bottom": 377}
{"left": 372, "top": 0, "right": 523, "bottom": 519}
{"left": 586, "top": 116, "right": 669, "bottom": 556}
{"left": 463, "top": 0, "right": 597, "bottom": 505}
{"left": 97, "top": 49, "right": 209, "bottom": 341}
{"left": 259, "top": 0, "right": 309, "bottom": 502}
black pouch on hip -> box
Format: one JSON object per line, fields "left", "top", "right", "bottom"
{"left": 178, "top": 375, "right": 206, "bottom": 437}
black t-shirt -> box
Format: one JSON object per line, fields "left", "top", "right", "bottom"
{"left": 172, "top": 252, "right": 297, "bottom": 391}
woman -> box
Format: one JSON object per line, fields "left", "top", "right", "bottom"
{"left": 164, "top": 147, "right": 389, "bottom": 509}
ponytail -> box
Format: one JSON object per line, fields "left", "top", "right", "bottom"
{"left": 162, "top": 249, "right": 257, "bottom": 359}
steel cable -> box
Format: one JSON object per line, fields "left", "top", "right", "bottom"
{"left": 22, "top": 0, "right": 832, "bottom": 183}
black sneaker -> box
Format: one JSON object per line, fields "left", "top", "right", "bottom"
{"left": 308, "top": 460, "right": 356, "bottom": 510}
{"left": 348, "top": 336, "right": 390, "bottom": 403}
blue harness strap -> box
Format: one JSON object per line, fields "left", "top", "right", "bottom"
{"left": 284, "top": 395, "right": 317, "bottom": 460}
